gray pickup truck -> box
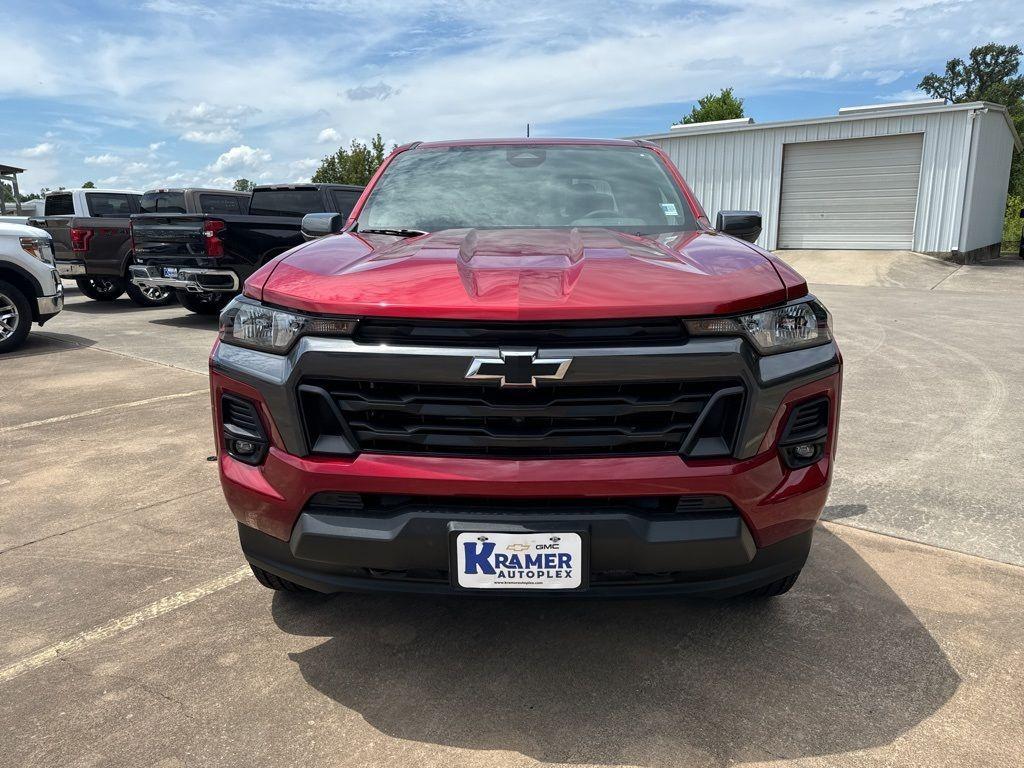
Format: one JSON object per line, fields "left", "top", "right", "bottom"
{"left": 32, "top": 187, "right": 250, "bottom": 307}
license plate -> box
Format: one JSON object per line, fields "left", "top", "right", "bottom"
{"left": 56, "top": 262, "right": 84, "bottom": 276}
{"left": 162, "top": 267, "right": 179, "bottom": 278}
{"left": 454, "top": 531, "right": 583, "bottom": 590}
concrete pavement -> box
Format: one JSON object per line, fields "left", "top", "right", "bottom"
{"left": 1, "top": 272, "right": 1023, "bottom": 767}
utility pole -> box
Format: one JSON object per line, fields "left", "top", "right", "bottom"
{"left": 526, "top": 123, "right": 530, "bottom": 138}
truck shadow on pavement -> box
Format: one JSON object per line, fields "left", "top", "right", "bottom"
{"left": 9, "top": 332, "right": 97, "bottom": 358}
{"left": 148, "top": 314, "right": 220, "bottom": 329}
{"left": 271, "top": 526, "right": 959, "bottom": 766}
{"left": 62, "top": 298, "right": 174, "bottom": 315}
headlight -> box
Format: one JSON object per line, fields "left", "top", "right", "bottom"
{"left": 20, "top": 237, "right": 54, "bottom": 265}
{"left": 686, "top": 299, "right": 832, "bottom": 354}
{"left": 219, "top": 296, "right": 357, "bottom": 353}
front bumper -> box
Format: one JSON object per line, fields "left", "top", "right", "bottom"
{"left": 129, "top": 264, "right": 239, "bottom": 293}
{"left": 241, "top": 518, "right": 814, "bottom": 597}
{"left": 36, "top": 290, "right": 63, "bottom": 321}
{"left": 212, "top": 331, "right": 841, "bottom": 595}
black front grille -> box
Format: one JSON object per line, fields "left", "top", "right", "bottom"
{"left": 354, "top": 318, "right": 687, "bottom": 347}
{"left": 305, "top": 492, "right": 736, "bottom": 518}
{"left": 299, "top": 378, "right": 743, "bottom": 458}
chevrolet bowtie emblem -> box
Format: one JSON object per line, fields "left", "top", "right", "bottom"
{"left": 465, "top": 349, "right": 572, "bottom": 388}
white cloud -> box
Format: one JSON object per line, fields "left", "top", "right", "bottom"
{"left": 208, "top": 144, "right": 271, "bottom": 173}
{"left": 346, "top": 82, "right": 397, "bottom": 101}
{"left": 882, "top": 88, "right": 931, "bottom": 102}
{"left": 289, "top": 157, "right": 319, "bottom": 171}
{"left": 84, "top": 153, "right": 121, "bottom": 165}
{"left": 168, "top": 102, "right": 257, "bottom": 144}
{"left": 3, "top": 0, "right": 1024, "bottom": 192}
{"left": 20, "top": 142, "right": 56, "bottom": 157}
{"left": 167, "top": 102, "right": 259, "bottom": 127}
{"left": 181, "top": 127, "right": 242, "bottom": 143}
{"left": 124, "top": 161, "right": 151, "bottom": 173}
{"left": 148, "top": 141, "right": 165, "bottom": 151}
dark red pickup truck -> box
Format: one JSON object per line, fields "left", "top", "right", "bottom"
{"left": 211, "top": 138, "right": 842, "bottom": 599}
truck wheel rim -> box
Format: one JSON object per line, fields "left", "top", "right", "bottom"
{"left": 141, "top": 285, "right": 169, "bottom": 301}
{"left": 0, "top": 292, "right": 20, "bottom": 342}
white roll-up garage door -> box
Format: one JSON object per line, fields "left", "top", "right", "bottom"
{"left": 777, "top": 133, "right": 923, "bottom": 249}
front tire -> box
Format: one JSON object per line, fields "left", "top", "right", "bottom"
{"left": 0, "top": 280, "right": 32, "bottom": 353}
{"left": 125, "top": 280, "right": 175, "bottom": 307}
{"left": 250, "top": 565, "right": 311, "bottom": 592}
{"left": 75, "top": 276, "right": 126, "bottom": 301}
{"left": 175, "top": 290, "right": 231, "bottom": 316}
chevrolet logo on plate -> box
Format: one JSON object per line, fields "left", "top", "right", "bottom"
{"left": 465, "top": 349, "right": 572, "bottom": 388}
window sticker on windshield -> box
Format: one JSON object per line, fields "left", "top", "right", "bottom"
{"left": 660, "top": 203, "right": 678, "bottom": 216}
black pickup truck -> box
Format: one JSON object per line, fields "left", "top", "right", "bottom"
{"left": 32, "top": 187, "right": 251, "bottom": 307}
{"left": 129, "top": 183, "right": 364, "bottom": 314}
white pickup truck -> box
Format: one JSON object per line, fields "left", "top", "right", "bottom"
{"left": 0, "top": 221, "right": 63, "bottom": 352}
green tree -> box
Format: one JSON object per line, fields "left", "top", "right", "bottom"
{"left": 82, "top": 181, "right": 95, "bottom": 188}
{"left": 681, "top": 88, "right": 745, "bottom": 125}
{"left": 919, "top": 43, "right": 1024, "bottom": 201}
{"left": 1, "top": 184, "right": 40, "bottom": 203}
{"left": 232, "top": 178, "right": 254, "bottom": 192}
{"left": 312, "top": 134, "right": 391, "bottom": 185}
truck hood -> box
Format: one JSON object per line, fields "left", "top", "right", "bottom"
{"left": 256, "top": 228, "right": 800, "bottom": 320}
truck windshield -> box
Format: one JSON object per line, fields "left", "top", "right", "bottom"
{"left": 357, "top": 145, "right": 696, "bottom": 234}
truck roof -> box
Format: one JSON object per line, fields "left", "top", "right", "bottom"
{"left": 251, "top": 183, "right": 364, "bottom": 191}
{"left": 143, "top": 187, "right": 250, "bottom": 195}
{"left": 45, "top": 187, "right": 142, "bottom": 196}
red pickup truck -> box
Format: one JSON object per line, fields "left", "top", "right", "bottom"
{"left": 211, "top": 138, "right": 842, "bottom": 598}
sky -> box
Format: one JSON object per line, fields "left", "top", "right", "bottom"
{"left": 1, "top": 0, "right": 1021, "bottom": 194}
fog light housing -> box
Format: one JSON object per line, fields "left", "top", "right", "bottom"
{"left": 232, "top": 439, "right": 259, "bottom": 456}
{"left": 777, "top": 397, "right": 830, "bottom": 470}
{"left": 221, "top": 394, "right": 269, "bottom": 466}
{"left": 780, "top": 441, "right": 824, "bottom": 468}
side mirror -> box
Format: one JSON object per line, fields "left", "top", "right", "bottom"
{"left": 716, "top": 210, "right": 762, "bottom": 243}
{"left": 301, "top": 212, "right": 345, "bottom": 240}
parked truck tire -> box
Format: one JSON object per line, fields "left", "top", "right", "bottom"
{"left": 125, "top": 280, "right": 175, "bottom": 307}
{"left": 0, "top": 279, "right": 33, "bottom": 353}
{"left": 75, "top": 276, "right": 126, "bottom": 302}
{"left": 175, "top": 290, "right": 231, "bottom": 316}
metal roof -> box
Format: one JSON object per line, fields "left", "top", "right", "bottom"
{"left": 0, "top": 163, "right": 26, "bottom": 174}
{"left": 629, "top": 101, "right": 1022, "bottom": 152}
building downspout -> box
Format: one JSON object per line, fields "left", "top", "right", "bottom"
{"left": 955, "top": 107, "right": 984, "bottom": 263}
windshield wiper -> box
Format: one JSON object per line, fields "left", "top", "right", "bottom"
{"left": 357, "top": 227, "right": 428, "bottom": 238}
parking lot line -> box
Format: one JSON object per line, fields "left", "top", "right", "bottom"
{"left": 0, "top": 389, "right": 207, "bottom": 434}
{"left": 0, "top": 566, "right": 249, "bottom": 685}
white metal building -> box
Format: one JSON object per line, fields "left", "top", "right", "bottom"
{"left": 632, "top": 100, "right": 1021, "bottom": 261}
